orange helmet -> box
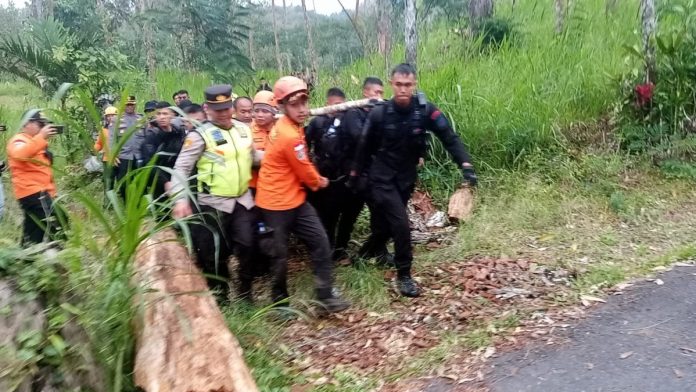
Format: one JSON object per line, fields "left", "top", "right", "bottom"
{"left": 253, "top": 90, "right": 276, "bottom": 107}
{"left": 273, "top": 76, "right": 308, "bottom": 103}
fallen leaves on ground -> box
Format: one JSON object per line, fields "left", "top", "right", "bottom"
{"left": 283, "top": 256, "right": 583, "bottom": 388}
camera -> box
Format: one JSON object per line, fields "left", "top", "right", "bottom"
{"left": 52, "top": 124, "right": 65, "bottom": 134}
{"left": 0, "top": 124, "right": 6, "bottom": 132}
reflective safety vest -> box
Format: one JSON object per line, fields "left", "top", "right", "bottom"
{"left": 196, "top": 121, "right": 253, "bottom": 197}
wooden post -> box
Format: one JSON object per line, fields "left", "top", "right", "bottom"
{"left": 272, "top": 0, "right": 284, "bottom": 74}
{"left": 133, "top": 229, "right": 259, "bottom": 392}
{"left": 640, "top": 0, "right": 657, "bottom": 81}
{"left": 405, "top": 0, "right": 417, "bottom": 68}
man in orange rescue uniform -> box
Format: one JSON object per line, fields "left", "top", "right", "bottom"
{"left": 249, "top": 90, "right": 276, "bottom": 191}
{"left": 6, "top": 109, "right": 66, "bottom": 246}
{"left": 94, "top": 106, "right": 118, "bottom": 191}
{"left": 256, "top": 76, "right": 350, "bottom": 313}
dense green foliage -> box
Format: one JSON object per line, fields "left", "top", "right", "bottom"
{"left": 1, "top": 0, "right": 696, "bottom": 390}
{"left": 616, "top": 0, "right": 696, "bottom": 172}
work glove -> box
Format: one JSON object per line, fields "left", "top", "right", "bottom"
{"left": 462, "top": 166, "right": 478, "bottom": 187}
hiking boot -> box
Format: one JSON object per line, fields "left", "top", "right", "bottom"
{"left": 396, "top": 276, "right": 421, "bottom": 298}
{"left": 316, "top": 290, "right": 351, "bottom": 314}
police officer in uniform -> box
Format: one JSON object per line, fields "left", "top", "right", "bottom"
{"left": 350, "top": 63, "right": 478, "bottom": 297}
{"left": 170, "top": 85, "right": 258, "bottom": 302}
{"left": 111, "top": 95, "right": 145, "bottom": 199}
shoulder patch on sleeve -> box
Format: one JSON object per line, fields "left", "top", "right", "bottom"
{"left": 430, "top": 110, "right": 442, "bottom": 120}
{"left": 294, "top": 141, "right": 307, "bottom": 160}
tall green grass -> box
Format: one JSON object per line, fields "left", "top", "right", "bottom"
{"left": 0, "top": 0, "right": 673, "bottom": 389}
{"left": 319, "top": 0, "right": 640, "bottom": 173}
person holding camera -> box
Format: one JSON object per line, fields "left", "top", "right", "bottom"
{"left": 5, "top": 109, "right": 67, "bottom": 246}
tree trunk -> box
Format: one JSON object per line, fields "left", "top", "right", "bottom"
{"left": 468, "top": 0, "right": 494, "bottom": 25}
{"left": 139, "top": 0, "right": 157, "bottom": 97}
{"left": 640, "top": 0, "right": 657, "bottom": 82}
{"left": 248, "top": 30, "right": 256, "bottom": 70}
{"left": 44, "top": 0, "right": 54, "bottom": 18}
{"left": 30, "top": 0, "right": 43, "bottom": 18}
{"left": 133, "top": 229, "right": 259, "bottom": 392}
{"left": 96, "top": 0, "right": 112, "bottom": 46}
{"left": 404, "top": 0, "right": 417, "bottom": 68}
{"left": 301, "top": 0, "right": 319, "bottom": 83}
{"left": 338, "top": 0, "right": 367, "bottom": 56}
{"left": 355, "top": 0, "right": 359, "bottom": 23}
{"left": 377, "top": 0, "right": 392, "bottom": 74}
{"left": 271, "top": 0, "right": 284, "bottom": 74}
{"left": 554, "top": 0, "right": 565, "bottom": 35}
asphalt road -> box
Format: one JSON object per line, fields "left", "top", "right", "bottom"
{"left": 488, "top": 265, "right": 696, "bottom": 392}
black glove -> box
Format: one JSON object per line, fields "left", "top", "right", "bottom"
{"left": 462, "top": 166, "right": 478, "bottom": 187}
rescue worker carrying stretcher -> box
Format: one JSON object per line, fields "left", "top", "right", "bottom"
{"left": 350, "top": 63, "right": 478, "bottom": 298}
{"left": 255, "top": 76, "right": 350, "bottom": 314}
{"left": 170, "top": 84, "right": 258, "bottom": 303}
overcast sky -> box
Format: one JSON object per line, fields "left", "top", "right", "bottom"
{"left": 0, "top": 0, "right": 346, "bottom": 15}
{"left": 288, "top": 0, "right": 344, "bottom": 15}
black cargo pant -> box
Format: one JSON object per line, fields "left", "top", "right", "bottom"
{"left": 115, "top": 158, "right": 140, "bottom": 201}
{"left": 18, "top": 191, "right": 68, "bottom": 247}
{"left": 189, "top": 204, "right": 255, "bottom": 295}
{"left": 260, "top": 202, "right": 335, "bottom": 303}
{"left": 359, "top": 182, "right": 412, "bottom": 277}
{"left": 103, "top": 161, "right": 116, "bottom": 192}
{"left": 309, "top": 180, "right": 365, "bottom": 256}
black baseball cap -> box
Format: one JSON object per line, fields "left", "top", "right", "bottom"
{"left": 204, "top": 84, "right": 234, "bottom": 110}
{"left": 178, "top": 99, "right": 193, "bottom": 110}
{"left": 155, "top": 101, "right": 172, "bottom": 110}
{"left": 20, "top": 109, "right": 50, "bottom": 127}
{"left": 144, "top": 100, "right": 158, "bottom": 113}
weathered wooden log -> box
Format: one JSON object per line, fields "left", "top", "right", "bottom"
{"left": 447, "top": 186, "right": 475, "bottom": 222}
{"left": 133, "top": 229, "right": 258, "bottom": 392}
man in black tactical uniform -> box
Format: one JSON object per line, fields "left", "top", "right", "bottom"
{"left": 140, "top": 101, "right": 186, "bottom": 200}
{"left": 350, "top": 63, "right": 478, "bottom": 297}
{"left": 305, "top": 87, "right": 358, "bottom": 262}
{"left": 341, "top": 77, "right": 391, "bottom": 264}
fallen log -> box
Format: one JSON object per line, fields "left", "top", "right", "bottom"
{"left": 133, "top": 229, "right": 258, "bottom": 392}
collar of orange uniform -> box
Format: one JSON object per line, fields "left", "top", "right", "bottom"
{"left": 279, "top": 114, "right": 303, "bottom": 130}
{"left": 252, "top": 120, "right": 272, "bottom": 134}
{"left": 270, "top": 115, "right": 301, "bottom": 142}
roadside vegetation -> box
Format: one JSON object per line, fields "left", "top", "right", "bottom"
{"left": 1, "top": 0, "right": 696, "bottom": 390}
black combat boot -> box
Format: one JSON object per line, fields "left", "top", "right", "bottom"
{"left": 316, "top": 288, "right": 351, "bottom": 314}
{"left": 396, "top": 275, "right": 421, "bottom": 298}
